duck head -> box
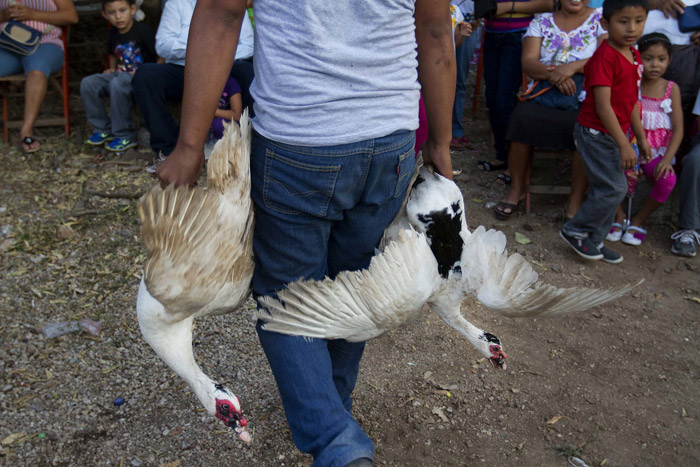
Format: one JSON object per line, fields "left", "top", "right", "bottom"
{"left": 214, "top": 384, "right": 251, "bottom": 443}
{"left": 481, "top": 332, "right": 508, "bottom": 371}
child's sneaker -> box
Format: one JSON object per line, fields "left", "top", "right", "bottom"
{"left": 559, "top": 230, "right": 603, "bottom": 260}
{"left": 597, "top": 243, "right": 624, "bottom": 264}
{"left": 621, "top": 226, "right": 646, "bottom": 246}
{"left": 86, "top": 131, "right": 113, "bottom": 145}
{"left": 605, "top": 220, "right": 628, "bottom": 242}
{"left": 106, "top": 137, "right": 137, "bottom": 152}
{"left": 670, "top": 229, "right": 699, "bottom": 257}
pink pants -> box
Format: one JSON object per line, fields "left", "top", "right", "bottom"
{"left": 641, "top": 156, "right": 676, "bottom": 203}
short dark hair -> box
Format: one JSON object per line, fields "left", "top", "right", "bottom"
{"left": 637, "top": 32, "right": 673, "bottom": 56}
{"left": 602, "top": 0, "right": 649, "bottom": 21}
{"left": 102, "top": 0, "right": 135, "bottom": 10}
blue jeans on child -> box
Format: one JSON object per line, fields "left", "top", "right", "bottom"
{"left": 251, "top": 129, "right": 416, "bottom": 467}
{"left": 80, "top": 72, "right": 135, "bottom": 140}
{"left": 483, "top": 30, "right": 524, "bottom": 162}
{"left": 0, "top": 44, "right": 63, "bottom": 78}
{"left": 563, "top": 123, "right": 628, "bottom": 245}
{"left": 452, "top": 26, "right": 482, "bottom": 139}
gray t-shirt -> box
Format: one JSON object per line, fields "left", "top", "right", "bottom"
{"left": 250, "top": 0, "right": 420, "bottom": 146}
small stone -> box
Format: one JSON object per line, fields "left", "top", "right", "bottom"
{"left": 47, "top": 432, "right": 58, "bottom": 441}
{"left": 664, "top": 268, "right": 672, "bottom": 273}
{"left": 130, "top": 458, "right": 142, "bottom": 467}
{"left": 114, "top": 397, "right": 125, "bottom": 407}
{"left": 551, "top": 264, "right": 561, "bottom": 273}
{"left": 592, "top": 312, "right": 602, "bottom": 318}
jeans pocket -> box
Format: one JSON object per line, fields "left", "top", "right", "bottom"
{"left": 263, "top": 149, "right": 341, "bottom": 217}
{"left": 393, "top": 148, "right": 414, "bottom": 198}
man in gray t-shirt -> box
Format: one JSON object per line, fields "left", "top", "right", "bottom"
{"left": 157, "top": 1, "right": 456, "bottom": 465}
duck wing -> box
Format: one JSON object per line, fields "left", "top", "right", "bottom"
{"left": 257, "top": 229, "right": 441, "bottom": 342}
{"left": 461, "top": 226, "right": 641, "bottom": 317}
{"left": 139, "top": 184, "right": 254, "bottom": 317}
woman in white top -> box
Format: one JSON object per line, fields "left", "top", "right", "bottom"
{"left": 494, "top": 0, "right": 607, "bottom": 220}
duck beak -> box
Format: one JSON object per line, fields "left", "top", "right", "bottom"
{"left": 489, "top": 352, "right": 507, "bottom": 371}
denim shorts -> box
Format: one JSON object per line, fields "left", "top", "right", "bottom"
{"left": 0, "top": 43, "right": 64, "bottom": 78}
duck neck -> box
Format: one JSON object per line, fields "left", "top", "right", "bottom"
{"left": 430, "top": 290, "right": 489, "bottom": 359}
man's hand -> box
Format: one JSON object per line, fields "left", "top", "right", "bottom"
{"left": 422, "top": 141, "right": 453, "bottom": 180}
{"left": 692, "top": 30, "right": 700, "bottom": 46}
{"left": 458, "top": 22, "right": 472, "bottom": 37}
{"left": 620, "top": 143, "right": 637, "bottom": 170}
{"left": 156, "top": 146, "right": 204, "bottom": 188}
{"left": 649, "top": 0, "right": 685, "bottom": 18}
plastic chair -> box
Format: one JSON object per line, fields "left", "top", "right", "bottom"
{"left": 1, "top": 26, "right": 71, "bottom": 142}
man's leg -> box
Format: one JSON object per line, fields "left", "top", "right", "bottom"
{"left": 251, "top": 132, "right": 381, "bottom": 466}
{"left": 678, "top": 143, "right": 700, "bottom": 231}
{"left": 132, "top": 63, "right": 184, "bottom": 155}
{"left": 452, "top": 26, "right": 481, "bottom": 140}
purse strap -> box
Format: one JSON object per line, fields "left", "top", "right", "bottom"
{"left": 518, "top": 80, "right": 552, "bottom": 102}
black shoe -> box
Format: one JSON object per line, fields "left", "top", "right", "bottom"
{"left": 597, "top": 243, "right": 623, "bottom": 264}
{"left": 559, "top": 230, "right": 603, "bottom": 260}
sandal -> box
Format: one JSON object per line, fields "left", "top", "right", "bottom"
{"left": 605, "top": 219, "right": 628, "bottom": 242}
{"left": 494, "top": 200, "right": 520, "bottom": 220}
{"left": 478, "top": 160, "right": 507, "bottom": 172}
{"left": 450, "top": 135, "right": 474, "bottom": 150}
{"left": 496, "top": 173, "right": 512, "bottom": 185}
{"left": 21, "top": 136, "right": 40, "bottom": 154}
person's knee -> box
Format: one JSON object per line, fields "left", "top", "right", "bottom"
{"left": 132, "top": 64, "right": 159, "bottom": 94}
{"left": 108, "top": 76, "right": 131, "bottom": 97}
{"left": 80, "top": 75, "right": 99, "bottom": 95}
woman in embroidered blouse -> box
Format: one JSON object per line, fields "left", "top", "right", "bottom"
{"left": 494, "top": 0, "right": 607, "bottom": 220}
{"left": 0, "top": 0, "right": 77, "bottom": 153}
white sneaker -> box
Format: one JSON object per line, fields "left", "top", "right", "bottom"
{"left": 605, "top": 220, "right": 628, "bottom": 242}
{"left": 621, "top": 225, "right": 646, "bottom": 246}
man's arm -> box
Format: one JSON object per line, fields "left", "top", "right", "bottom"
{"left": 157, "top": 0, "right": 247, "bottom": 187}
{"left": 415, "top": 0, "right": 455, "bottom": 179}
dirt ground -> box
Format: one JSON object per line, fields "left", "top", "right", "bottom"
{"left": 1, "top": 95, "right": 699, "bottom": 467}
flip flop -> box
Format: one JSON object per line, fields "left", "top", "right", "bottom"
{"left": 494, "top": 200, "right": 520, "bottom": 220}
{"left": 496, "top": 173, "right": 512, "bottom": 185}
{"left": 21, "top": 136, "right": 40, "bottom": 154}
{"left": 478, "top": 160, "right": 507, "bottom": 172}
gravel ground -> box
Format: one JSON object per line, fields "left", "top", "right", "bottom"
{"left": 1, "top": 101, "right": 699, "bottom": 466}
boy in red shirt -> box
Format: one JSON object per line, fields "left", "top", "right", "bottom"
{"left": 560, "top": 0, "right": 650, "bottom": 264}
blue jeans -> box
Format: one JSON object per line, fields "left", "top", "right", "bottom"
{"left": 452, "top": 26, "right": 482, "bottom": 139}
{"left": 251, "top": 129, "right": 416, "bottom": 467}
{"left": 483, "top": 30, "right": 524, "bottom": 162}
{"left": 0, "top": 43, "right": 63, "bottom": 78}
{"left": 80, "top": 72, "right": 135, "bottom": 139}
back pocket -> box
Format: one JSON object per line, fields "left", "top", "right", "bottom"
{"left": 263, "top": 149, "right": 341, "bottom": 217}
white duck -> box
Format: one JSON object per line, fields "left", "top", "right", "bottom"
{"left": 257, "top": 166, "right": 640, "bottom": 370}
{"left": 136, "top": 112, "right": 253, "bottom": 443}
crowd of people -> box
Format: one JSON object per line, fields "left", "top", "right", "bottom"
{"left": 2, "top": 0, "right": 700, "bottom": 465}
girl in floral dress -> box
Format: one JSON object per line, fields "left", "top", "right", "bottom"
{"left": 607, "top": 33, "right": 683, "bottom": 246}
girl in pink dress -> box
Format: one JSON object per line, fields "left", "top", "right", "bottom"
{"left": 607, "top": 33, "right": 683, "bottom": 246}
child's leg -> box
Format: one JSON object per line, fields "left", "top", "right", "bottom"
{"left": 630, "top": 157, "right": 677, "bottom": 227}
{"left": 109, "top": 72, "right": 136, "bottom": 140}
{"left": 80, "top": 73, "right": 112, "bottom": 133}
{"left": 564, "top": 125, "right": 627, "bottom": 245}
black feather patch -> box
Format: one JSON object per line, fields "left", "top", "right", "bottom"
{"left": 480, "top": 332, "right": 501, "bottom": 344}
{"left": 417, "top": 206, "right": 464, "bottom": 278}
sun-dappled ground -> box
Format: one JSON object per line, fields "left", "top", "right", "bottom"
{"left": 1, "top": 90, "right": 699, "bottom": 466}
